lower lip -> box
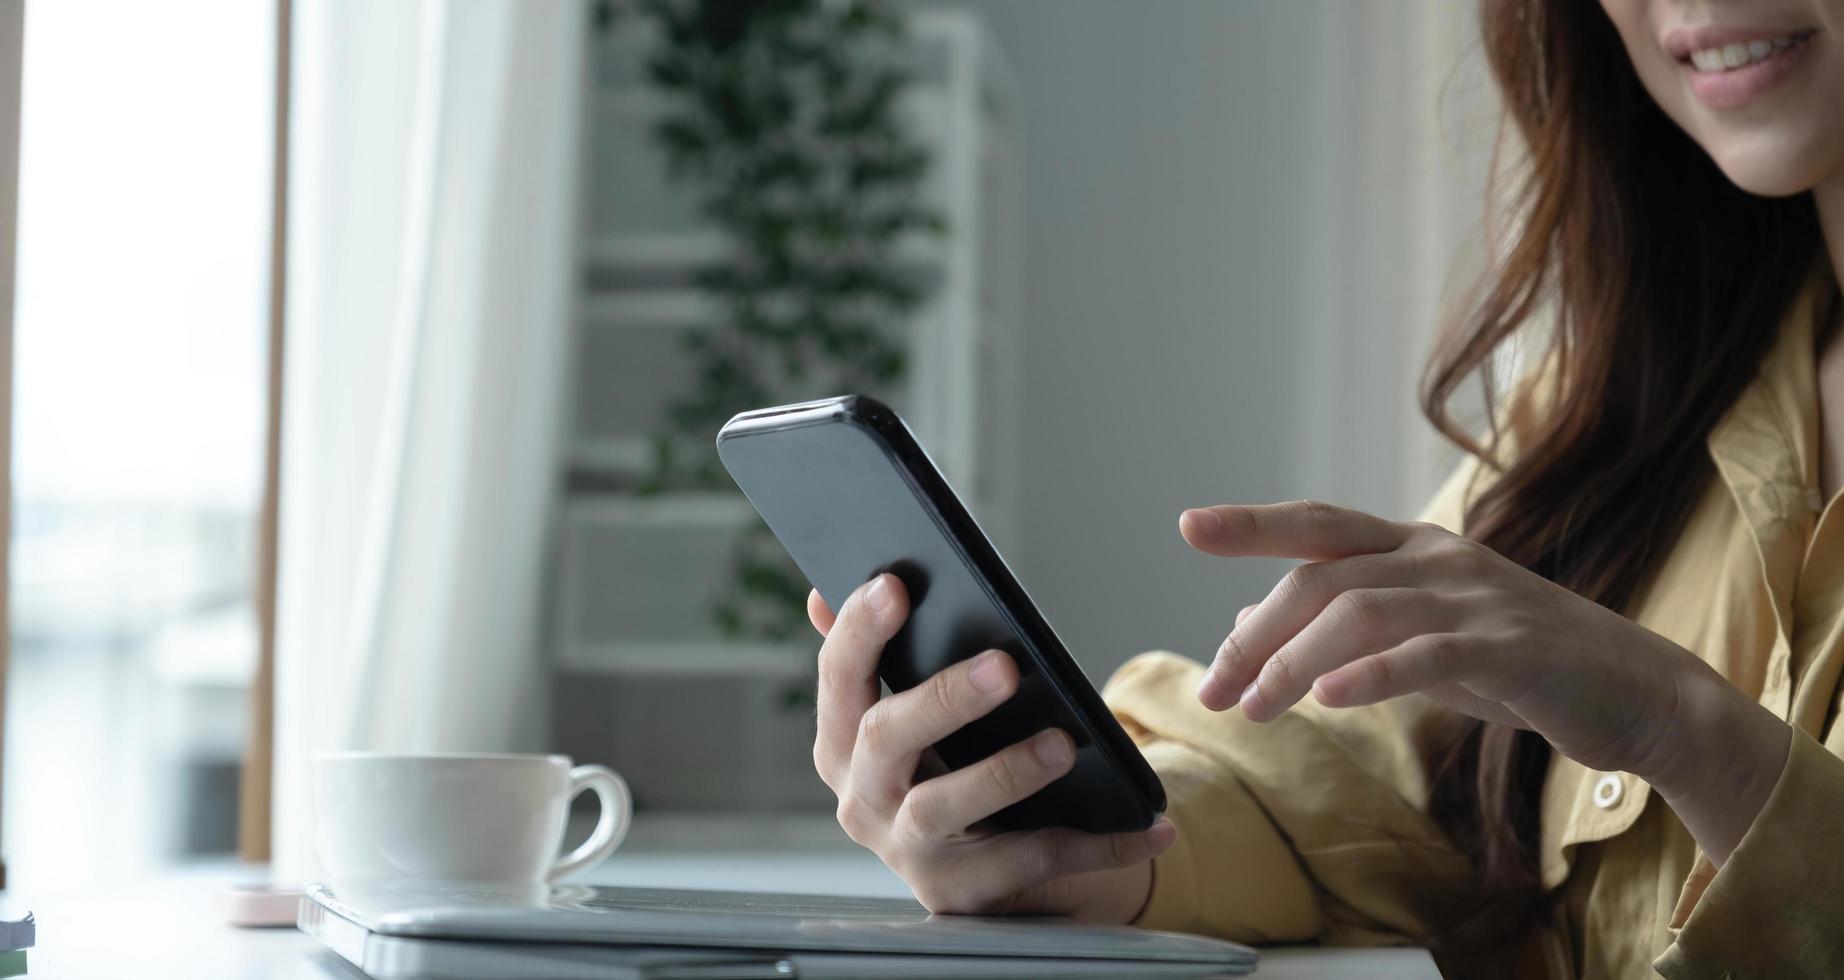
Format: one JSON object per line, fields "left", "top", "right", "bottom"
{"left": 1685, "top": 37, "right": 1814, "bottom": 110}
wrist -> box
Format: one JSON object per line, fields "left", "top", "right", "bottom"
{"left": 1074, "top": 858, "right": 1156, "bottom": 925}
{"left": 1641, "top": 657, "right": 1790, "bottom": 864}
{"left": 1639, "top": 658, "right": 1762, "bottom": 797}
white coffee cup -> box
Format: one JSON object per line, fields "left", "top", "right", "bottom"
{"left": 311, "top": 752, "right": 632, "bottom": 884}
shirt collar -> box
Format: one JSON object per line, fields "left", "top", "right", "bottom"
{"left": 1706, "top": 264, "right": 1838, "bottom": 643}
{"left": 1707, "top": 266, "right": 1835, "bottom": 525}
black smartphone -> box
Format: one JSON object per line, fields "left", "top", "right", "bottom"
{"left": 716, "top": 395, "right": 1165, "bottom": 834}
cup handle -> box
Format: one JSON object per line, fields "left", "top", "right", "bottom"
{"left": 549, "top": 764, "right": 633, "bottom": 882}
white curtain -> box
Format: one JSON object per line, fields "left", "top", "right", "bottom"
{"left": 1294, "top": 1, "right": 1498, "bottom": 519}
{"left": 272, "top": 0, "right": 583, "bottom": 879}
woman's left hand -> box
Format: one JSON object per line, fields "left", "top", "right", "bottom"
{"left": 1183, "top": 499, "right": 1790, "bottom": 863}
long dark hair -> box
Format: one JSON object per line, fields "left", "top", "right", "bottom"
{"left": 1420, "top": 0, "right": 1824, "bottom": 947}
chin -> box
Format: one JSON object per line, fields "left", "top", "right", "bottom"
{"left": 1705, "top": 135, "right": 1841, "bottom": 197}
{"left": 1671, "top": 77, "right": 1844, "bottom": 198}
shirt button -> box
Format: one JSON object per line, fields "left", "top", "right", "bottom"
{"left": 1592, "top": 774, "right": 1624, "bottom": 809}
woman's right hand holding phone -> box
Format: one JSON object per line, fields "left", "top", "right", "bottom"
{"left": 808, "top": 573, "right": 1177, "bottom": 922}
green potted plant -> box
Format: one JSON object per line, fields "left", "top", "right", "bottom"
{"left": 611, "top": 0, "right": 946, "bottom": 681}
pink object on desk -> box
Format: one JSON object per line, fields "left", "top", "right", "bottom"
{"left": 216, "top": 883, "right": 304, "bottom": 928}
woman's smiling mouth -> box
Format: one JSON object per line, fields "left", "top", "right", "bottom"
{"left": 1668, "top": 26, "right": 1819, "bottom": 109}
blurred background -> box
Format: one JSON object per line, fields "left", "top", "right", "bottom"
{"left": 0, "top": 0, "right": 1498, "bottom": 891}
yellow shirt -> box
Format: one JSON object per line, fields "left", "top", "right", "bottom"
{"left": 1103, "top": 273, "right": 1844, "bottom": 979}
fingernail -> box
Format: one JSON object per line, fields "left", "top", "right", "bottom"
{"left": 1238, "top": 681, "right": 1264, "bottom": 719}
{"left": 865, "top": 575, "right": 893, "bottom": 612}
{"left": 1183, "top": 508, "right": 1221, "bottom": 533}
{"left": 969, "top": 650, "right": 1007, "bottom": 693}
{"left": 1034, "top": 730, "right": 1073, "bottom": 768}
{"left": 1196, "top": 670, "right": 1225, "bottom": 709}
{"left": 1148, "top": 818, "right": 1177, "bottom": 849}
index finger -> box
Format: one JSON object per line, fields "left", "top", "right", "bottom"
{"left": 1179, "top": 500, "right": 1409, "bottom": 560}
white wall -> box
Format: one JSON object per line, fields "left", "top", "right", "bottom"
{"left": 971, "top": 1, "right": 1493, "bottom": 680}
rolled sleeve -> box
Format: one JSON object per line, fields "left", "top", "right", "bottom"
{"left": 1104, "top": 650, "right": 1474, "bottom": 946}
{"left": 1654, "top": 728, "right": 1844, "bottom": 979}
{"left": 1130, "top": 738, "right": 1321, "bottom": 942}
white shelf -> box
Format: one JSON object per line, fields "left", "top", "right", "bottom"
{"left": 569, "top": 436, "right": 651, "bottom": 474}
{"left": 584, "top": 231, "right": 946, "bottom": 286}
{"left": 566, "top": 491, "right": 756, "bottom": 528}
{"left": 581, "top": 289, "right": 711, "bottom": 328}
{"left": 585, "top": 231, "right": 725, "bottom": 272}
{"left": 557, "top": 639, "right": 810, "bottom": 677}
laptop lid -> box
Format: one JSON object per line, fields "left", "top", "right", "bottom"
{"left": 302, "top": 881, "right": 1256, "bottom": 970}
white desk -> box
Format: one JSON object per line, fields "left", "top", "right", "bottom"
{"left": 19, "top": 815, "right": 1439, "bottom": 979}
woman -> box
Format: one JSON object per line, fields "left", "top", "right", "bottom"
{"left": 805, "top": 1, "right": 1844, "bottom": 976}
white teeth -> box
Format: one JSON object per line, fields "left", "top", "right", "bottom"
{"left": 1688, "top": 32, "right": 1806, "bottom": 72}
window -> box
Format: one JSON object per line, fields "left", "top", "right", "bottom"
{"left": 4, "top": 0, "right": 275, "bottom": 888}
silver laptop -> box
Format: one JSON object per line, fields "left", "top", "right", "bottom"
{"left": 300, "top": 880, "right": 1258, "bottom": 979}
